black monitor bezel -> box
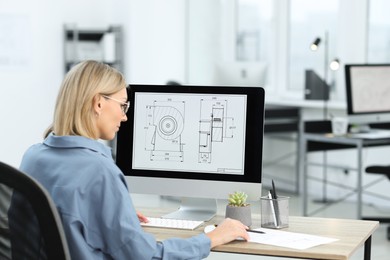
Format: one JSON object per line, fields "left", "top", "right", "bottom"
{"left": 345, "top": 64, "right": 390, "bottom": 115}
{"left": 116, "top": 84, "right": 264, "bottom": 184}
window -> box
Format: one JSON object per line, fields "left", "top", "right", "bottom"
{"left": 368, "top": 0, "right": 390, "bottom": 62}
{"left": 236, "top": 0, "right": 273, "bottom": 88}
{"left": 289, "top": 0, "right": 339, "bottom": 94}
{"left": 237, "top": 0, "right": 273, "bottom": 62}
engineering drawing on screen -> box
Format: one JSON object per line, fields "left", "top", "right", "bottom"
{"left": 351, "top": 67, "right": 390, "bottom": 113}
{"left": 198, "top": 98, "right": 234, "bottom": 163}
{"left": 133, "top": 93, "right": 246, "bottom": 175}
{"left": 145, "top": 100, "right": 185, "bottom": 162}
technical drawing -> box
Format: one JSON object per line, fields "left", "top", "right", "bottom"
{"left": 144, "top": 100, "right": 185, "bottom": 162}
{"left": 198, "top": 98, "right": 235, "bottom": 163}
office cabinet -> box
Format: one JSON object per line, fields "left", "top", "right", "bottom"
{"left": 64, "top": 24, "right": 123, "bottom": 73}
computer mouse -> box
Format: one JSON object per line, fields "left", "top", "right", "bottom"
{"left": 204, "top": 224, "right": 216, "bottom": 233}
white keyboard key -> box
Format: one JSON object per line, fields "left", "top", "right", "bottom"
{"left": 141, "top": 217, "right": 204, "bottom": 230}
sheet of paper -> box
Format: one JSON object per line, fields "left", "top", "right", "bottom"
{"left": 248, "top": 228, "right": 338, "bottom": 250}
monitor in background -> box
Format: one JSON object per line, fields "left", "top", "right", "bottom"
{"left": 304, "top": 69, "right": 330, "bottom": 100}
{"left": 213, "top": 61, "right": 267, "bottom": 87}
{"left": 116, "top": 84, "right": 265, "bottom": 221}
{"left": 345, "top": 64, "right": 390, "bottom": 132}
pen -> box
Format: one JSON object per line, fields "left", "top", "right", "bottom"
{"left": 271, "top": 179, "right": 281, "bottom": 227}
{"left": 271, "top": 179, "right": 278, "bottom": 199}
{"left": 213, "top": 224, "right": 266, "bottom": 234}
{"left": 268, "top": 191, "right": 278, "bottom": 227}
{"left": 247, "top": 229, "right": 266, "bottom": 234}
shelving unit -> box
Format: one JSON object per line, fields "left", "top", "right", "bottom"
{"left": 63, "top": 24, "right": 123, "bottom": 153}
{"left": 63, "top": 24, "right": 123, "bottom": 73}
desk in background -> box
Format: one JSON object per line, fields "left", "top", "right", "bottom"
{"left": 142, "top": 208, "right": 378, "bottom": 260}
{"left": 264, "top": 105, "right": 301, "bottom": 193}
{"left": 264, "top": 105, "right": 300, "bottom": 133}
{"left": 300, "top": 121, "right": 390, "bottom": 219}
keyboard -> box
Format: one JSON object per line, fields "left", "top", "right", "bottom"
{"left": 349, "top": 129, "right": 390, "bottom": 139}
{"left": 141, "top": 217, "right": 204, "bottom": 230}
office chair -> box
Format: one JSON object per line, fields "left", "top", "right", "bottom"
{"left": 364, "top": 165, "right": 390, "bottom": 240}
{"left": 0, "top": 161, "right": 71, "bottom": 259}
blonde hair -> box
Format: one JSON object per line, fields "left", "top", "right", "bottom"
{"left": 44, "top": 60, "right": 126, "bottom": 139}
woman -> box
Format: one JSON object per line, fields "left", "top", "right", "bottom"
{"left": 20, "top": 60, "right": 249, "bottom": 259}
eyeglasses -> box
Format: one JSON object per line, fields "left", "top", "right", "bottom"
{"left": 102, "top": 95, "right": 130, "bottom": 115}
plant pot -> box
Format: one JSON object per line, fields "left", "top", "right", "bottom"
{"left": 225, "top": 205, "right": 252, "bottom": 227}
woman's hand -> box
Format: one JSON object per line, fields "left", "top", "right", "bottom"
{"left": 136, "top": 211, "right": 149, "bottom": 223}
{"left": 205, "top": 218, "right": 249, "bottom": 248}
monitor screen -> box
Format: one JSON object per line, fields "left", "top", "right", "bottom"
{"left": 116, "top": 84, "right": 265, "bottom": 220}
{"left": 345, "top": 64, "right": 390, "bottom": 127}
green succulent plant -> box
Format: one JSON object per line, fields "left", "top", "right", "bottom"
{"left": 228, "top": 191, "right": 249, "bottom": 207}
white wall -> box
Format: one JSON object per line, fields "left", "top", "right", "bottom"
{"left": 0, "top": 0, "right": 126, "bottom": 167}
{"left": 126, "top": 0, "right": 185, "bottom": 84}
{"left": 186, "top": 0, "right": 228, "bottom": 85}
{"left": 1, "top": 1, "right": 64, "bottom": 167}
{"left": 0, "top": 0, "right": 187, "bottom": 167}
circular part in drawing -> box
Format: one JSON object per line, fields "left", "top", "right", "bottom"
{"left": 159, "top": 116, "right": 178, "bottom": 136}
{"left": 154, "top": 106, "right": 184, "bottom": 140}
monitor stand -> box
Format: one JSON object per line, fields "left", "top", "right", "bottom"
{"left": 162, "top": 197, "right": 217, "bottom": 221}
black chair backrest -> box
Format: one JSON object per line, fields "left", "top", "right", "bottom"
{"left": 0, "top": 161, "right": 70, "bottom": 260}
{"left": 304, "top": 120, "right": 332, "bottom": 134}
{"left": 366, "top": 165, "right": 390, "bottom": 180}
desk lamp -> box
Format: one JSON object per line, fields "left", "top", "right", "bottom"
{"left": 309, "top": 33, "right": 340, "bottom": 118}
{"left": 309, "top": 33, "right": 340, "bottom": 204}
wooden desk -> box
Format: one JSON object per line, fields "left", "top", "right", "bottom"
{"left": 141, "top": 209, "right": 378, "bottom": 260}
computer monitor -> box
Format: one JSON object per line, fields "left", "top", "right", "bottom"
{"left": 116, "top": 84, "right": 265, "bottom": 221}
{"left": 345, "top": 64, "right": 390, "bottom": 131}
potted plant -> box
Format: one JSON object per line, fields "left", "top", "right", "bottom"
{"left": 225, "top": 191, "right": 252, "bottom": 227}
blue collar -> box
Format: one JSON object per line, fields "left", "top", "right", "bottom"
{"left": 44, "top": 134, "right": 113, "bottom": 159}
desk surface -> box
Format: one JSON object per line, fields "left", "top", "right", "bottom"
{"left": 303, "top": 132, "right": 390, "bottom": 153}
{"left": 141, "top": 208, "right": 378, "bottom": 260}
{"left": 305, "top": 132, "right": 390, "bottom": 143}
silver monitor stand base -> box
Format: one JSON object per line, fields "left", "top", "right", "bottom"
{"left": 162, "top": 197, "right": 217, "bottom": 221}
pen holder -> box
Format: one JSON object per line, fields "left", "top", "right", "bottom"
{"left": 260, "top": 196, "right": 289, "bottom": 229}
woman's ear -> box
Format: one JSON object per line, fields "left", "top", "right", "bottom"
{"left": 93, "top": 95, "right": 103, "bottom": 115}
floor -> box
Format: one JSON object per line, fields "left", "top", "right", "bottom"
{"left": 132, "top": 192, "right": 390, "bottom": 259}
